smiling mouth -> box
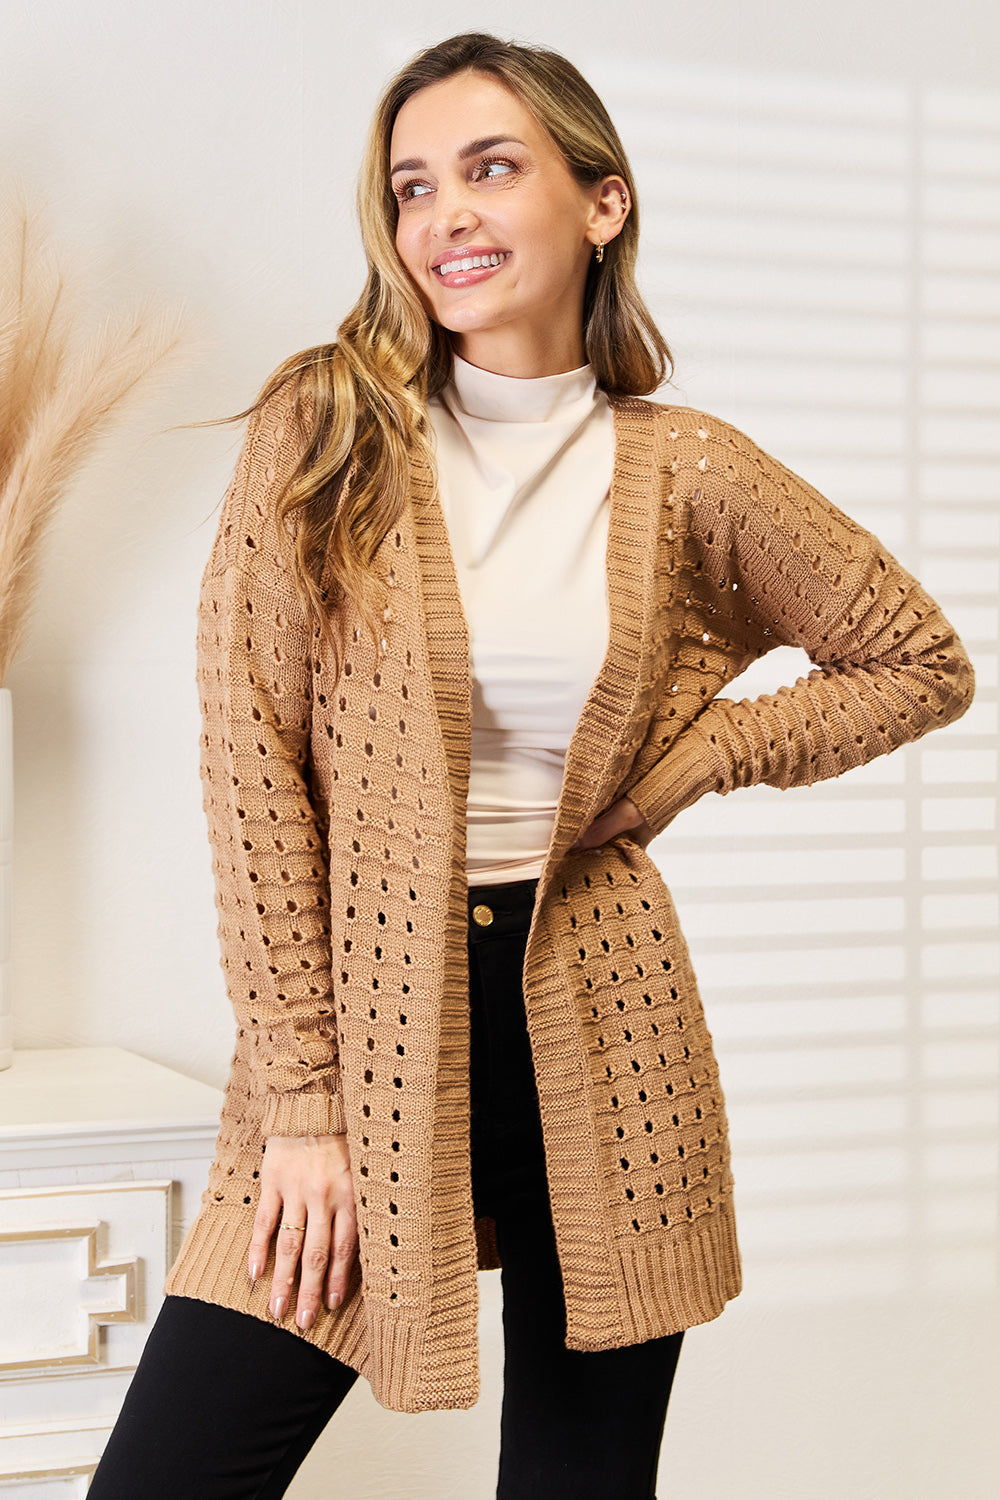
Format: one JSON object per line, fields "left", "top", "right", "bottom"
{"left": 433, "top": 251, "right": 509, "bottom": 277}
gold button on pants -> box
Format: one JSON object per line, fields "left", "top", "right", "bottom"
{"left": 472, "top": 903, "right": 494, "bottom": 927}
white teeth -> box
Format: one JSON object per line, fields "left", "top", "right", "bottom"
{"left": 435, "top": 252, "right": 506, "bottom": 276}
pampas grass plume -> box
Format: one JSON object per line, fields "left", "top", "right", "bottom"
{"left": 0, "top": 186, "right": 185, "bottom": 685}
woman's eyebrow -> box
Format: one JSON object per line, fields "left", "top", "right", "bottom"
{"left": 390, "top": 135, "right": 528, "bottom": 176}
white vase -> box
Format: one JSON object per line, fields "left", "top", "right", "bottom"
{"left": 0, "top": 687, "right": 12, "bottom": 1069}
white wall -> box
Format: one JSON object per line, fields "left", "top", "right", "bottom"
{"left": 2, "top": 1, "right": 997, "bottom": 1496}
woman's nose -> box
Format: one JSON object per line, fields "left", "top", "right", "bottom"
{"left": 432, "top": 180, "right": 479, "bottom": 240}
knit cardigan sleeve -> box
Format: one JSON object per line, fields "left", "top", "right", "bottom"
{"left": 196, "top": 380, "right": 346, "bottom": 1139}
{"left": 624, "top": 413, "right": 976, "bottom": 838}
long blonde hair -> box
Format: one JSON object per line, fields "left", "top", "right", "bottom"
{"left": 239, "top": 32, "right": 672, "bottom": 676}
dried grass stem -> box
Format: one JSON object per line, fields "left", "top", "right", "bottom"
{"left": 0, "top": 190, "right": 184, "bottom": 685}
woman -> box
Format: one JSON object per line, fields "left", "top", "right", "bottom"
{"left": 91, "top": 30, "right": 974, "bottom": 1499}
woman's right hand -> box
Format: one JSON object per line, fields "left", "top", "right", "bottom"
{"left": 569, "top": 795, "right": 656, "bottom": 853}
{"left": 249, "top": 1132, "right": 359, "bottom": 1330}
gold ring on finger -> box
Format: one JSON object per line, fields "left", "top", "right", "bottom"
{"left": 280, "top": 1223, "right": 306, "bottom": 1233}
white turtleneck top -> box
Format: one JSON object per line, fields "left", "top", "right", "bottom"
{"left": 427, "top": 353, "right": 615, "bottom": 887}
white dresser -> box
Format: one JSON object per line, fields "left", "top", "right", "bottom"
{"left": 0, "top": 1048, "right": 223, "bottom": 1494}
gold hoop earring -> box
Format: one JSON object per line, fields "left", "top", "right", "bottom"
{"left": 595, "top": 241, "right": 605, "bottom": 264}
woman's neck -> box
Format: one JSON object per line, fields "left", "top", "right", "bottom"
{"left": 449, "top": 325, "right": 587, "bottom": 380}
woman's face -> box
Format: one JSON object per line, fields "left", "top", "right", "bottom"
{"left": 389, "top": 71, "right": 625, "bottom": 378}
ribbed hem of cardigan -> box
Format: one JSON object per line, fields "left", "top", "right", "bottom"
{"left": 576, "top": 1195, "right": 743, "bottom": 1350}
{"left": 366, "top": 1304, "right": 479, "bottom": 1413}
{"left": 164, "top": 1205, "right": 482, "bottom": 1413}
{"left": 260, "top": 1086, "right": 347, "bottom": 1138}
{"left": 624, "top": 727, "right": 724, "bottom": 839}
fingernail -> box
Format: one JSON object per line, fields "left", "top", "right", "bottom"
{"left": 326, "top": 1292, "right": 342, "bottom": 1310}
{"left": 273, "top": 1296, "right": 287, "bottom": 1320}
{"left": 249, "top": 1259, "right": 263, "bottom": 1282}
{"left": 297, "top": 1308, "right": 316, "bottom": 1331}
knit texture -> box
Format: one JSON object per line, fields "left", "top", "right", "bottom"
{"left": 166, "top": 378, "right": 975, "bottom": 1413}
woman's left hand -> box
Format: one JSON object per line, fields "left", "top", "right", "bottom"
{"left": 569, "top": 795, "right": 655, "bottom": 853}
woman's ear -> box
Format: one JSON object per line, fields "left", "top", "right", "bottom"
{"left": 586, "top": 175, "right": 630, "bottom": 251}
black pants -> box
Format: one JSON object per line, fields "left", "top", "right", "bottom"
{"left": 90, "top": 877, "right": 683, "bottom": 1498}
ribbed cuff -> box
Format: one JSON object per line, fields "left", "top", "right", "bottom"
{"left": 623, "top": 728, "right": 724, "bottom": 839}
{"left": 261, "top": 1087, "right": 348, "bottom": 1138}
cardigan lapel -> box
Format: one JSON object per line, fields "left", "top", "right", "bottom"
{"left": 533, "top": 396, "right": 661, "bottom": 904}
{"left": 406, "top": 443, "right": 473, "bottom": 825}
{"left": 407, "top": 397, "right": 662, "bottom": 909}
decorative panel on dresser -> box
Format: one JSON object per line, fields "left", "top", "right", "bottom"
{"left": 0, "top": 1048, "right": 223, "bottom": 1494}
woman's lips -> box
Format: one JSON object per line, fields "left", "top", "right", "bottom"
{"left": 432, "top": 250, "right": 510, "bottom": 288}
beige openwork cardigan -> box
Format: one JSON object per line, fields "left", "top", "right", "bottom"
{"left": 166, "top": 375, "right": 974, "bottom": 1412}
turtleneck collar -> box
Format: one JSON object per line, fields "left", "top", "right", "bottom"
{"left": 445, "top": 351, "right": 598, "bottom": 424}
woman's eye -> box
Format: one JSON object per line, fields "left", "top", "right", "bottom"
{"left": 473, "top": 158, "right": 517, "bottom": 182}
{"left": 396, "top": 180, "right": 432, "bottom": 203}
